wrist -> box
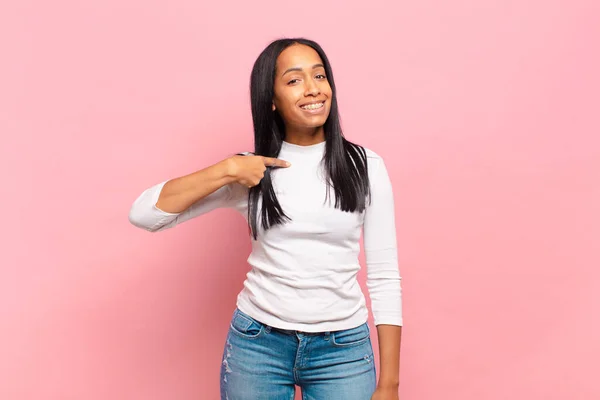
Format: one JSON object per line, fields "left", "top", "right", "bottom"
{"left": 218, "top": 157, "right": 239, "bottom": 184}
{"left": 378, "top": 379, "right": 400, "bottom": 389}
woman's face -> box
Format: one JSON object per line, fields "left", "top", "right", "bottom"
{"left": 272, "top": 44, "right": 332, "bottom": 132}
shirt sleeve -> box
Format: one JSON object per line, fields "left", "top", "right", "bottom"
{"left": 128, "top": 180, "right": 247, "bottom": 232}
{"left": 363, "top": 154, "right": 403, "bottom": 326}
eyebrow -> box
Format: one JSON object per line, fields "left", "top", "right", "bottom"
{"left": 281, "top": 63, "right": 325, "bottom": 77}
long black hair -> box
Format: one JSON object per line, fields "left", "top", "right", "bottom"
{"left": 248, "top": 37, "right": 370, "bottom": 239}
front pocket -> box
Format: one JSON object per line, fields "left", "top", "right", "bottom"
{"left": 229, "top": 310, "right": 264, "bottom": 339}
{"left": 331, "top": 323, "right": 370, "bottom": 347}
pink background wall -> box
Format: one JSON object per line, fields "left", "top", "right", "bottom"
{"left": 1, "top": 1, "right": 598, "bottom": 399}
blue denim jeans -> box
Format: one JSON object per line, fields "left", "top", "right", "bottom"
{"left": 220, "top": 308, "right": 376, "bottom": 400}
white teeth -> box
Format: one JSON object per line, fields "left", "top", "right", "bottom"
{"left": 301, "top": 102, "right": 324, "bottom": 110}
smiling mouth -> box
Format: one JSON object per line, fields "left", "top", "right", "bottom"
{"left": 300, "top": 102, "right": 325, "bottom": 110}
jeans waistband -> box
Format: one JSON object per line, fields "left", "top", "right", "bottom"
{"left": 235, "top": 308, "right": 331, "bottom": 336}
{"left": 270, "top": 327, "right": 330, "bottom": 336}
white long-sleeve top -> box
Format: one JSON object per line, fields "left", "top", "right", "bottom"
{"left": 129, "top": 140, "right": 402, "bottom": 332}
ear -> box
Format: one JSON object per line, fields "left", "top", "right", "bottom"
{"left": 272, "top": 103, "right": 276, "bottom": 111}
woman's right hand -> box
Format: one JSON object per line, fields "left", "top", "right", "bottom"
{"left": 225, "top": 155, "right": 291, "bottom": 188}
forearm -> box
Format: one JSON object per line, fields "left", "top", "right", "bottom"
{"left": 376, "top": 324, "right": 402, "bottom": 388}
{"left": 156, "top": 159, "right": 236, "bottom": 213}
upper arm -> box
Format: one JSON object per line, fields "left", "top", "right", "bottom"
{"left": 363, "top": 154, "right": 397, "bottom": 253}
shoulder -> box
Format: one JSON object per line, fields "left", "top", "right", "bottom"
{"left": 363, "top": 147, "right": 382, "bottom": 161}
{"left": 360, "top": 146, "right": 386, "bottom": 172}
{"left": 347, "top": 140, "right": 383, "bottom": 161}
{"left": 356, "top": 146, "right": 393, "bottom": 186}
{"left": 345, "top": 140, "right": 388, "bottom": 174}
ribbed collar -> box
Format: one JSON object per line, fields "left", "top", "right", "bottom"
{"left": 280, "top": 140, "right": 326, "bottom": 154}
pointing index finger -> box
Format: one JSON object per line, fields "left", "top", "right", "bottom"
{"left": 262, "top": 156, "right": 291, "bottom": 168}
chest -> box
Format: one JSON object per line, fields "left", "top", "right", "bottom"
{"left": 268, "top": 164, "right": 364, "bottom": 238}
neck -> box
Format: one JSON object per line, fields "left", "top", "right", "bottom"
{"left": 284, "top": 125, "right": 325, "bottom": 146}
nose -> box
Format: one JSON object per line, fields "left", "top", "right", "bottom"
{"left": 304, "top": 79, "right": 321, "bottom": 97}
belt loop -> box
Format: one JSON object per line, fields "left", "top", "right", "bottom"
{"left": 324, "top": 331, "right": 331, "bottom": 341}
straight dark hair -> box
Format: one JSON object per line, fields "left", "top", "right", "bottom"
{"left": 248, "top": 37, "right": 370, "bottom": 239}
